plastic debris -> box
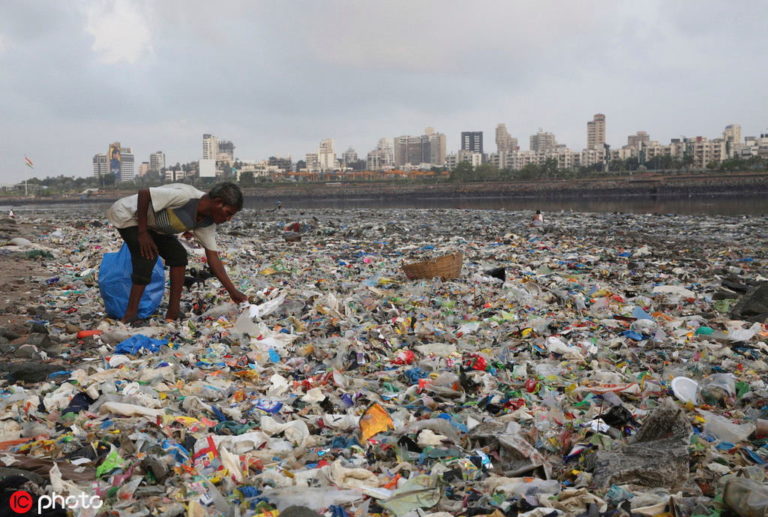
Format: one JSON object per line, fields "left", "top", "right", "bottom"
{"left": 1, "top": 206, "right": 767, "bottom": 516}
{"left": 114, "top": 334, "right": 168, "bottom": 354}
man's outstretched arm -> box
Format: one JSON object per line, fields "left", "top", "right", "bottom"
{"left": 205, "top": 248, "right": 248, "bottom": 304}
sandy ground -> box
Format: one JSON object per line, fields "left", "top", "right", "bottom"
{"left": 0, "top": 217, "right": 55, "bottom": 329}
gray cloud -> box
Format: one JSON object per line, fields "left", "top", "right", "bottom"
{"left": 0, "top": 0, "right": 766, "bottom": 183}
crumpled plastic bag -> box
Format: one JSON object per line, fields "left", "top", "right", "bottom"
{"left": 380, "top": 475, "right": 441, "bottom": 517}
{"left": 327, "top": 459, "right": 380, "bottom": 489}
{"left": 359, "top": 403, "right": 394, "bottom": 443}
{"left": 99, "top": 243, "right": 165, "bottom": 319}
{"left": 114, "top": 334, "right": 168, "bottom": 355}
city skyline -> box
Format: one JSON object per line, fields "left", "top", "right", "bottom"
{"left": 1, "top": 0, "right": 767, "bottom": 183}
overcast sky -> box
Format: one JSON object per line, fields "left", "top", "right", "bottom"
{"left": 1, "top": 0, "right": 767, "bottom": 183}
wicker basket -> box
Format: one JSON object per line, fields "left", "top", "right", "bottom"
{"left": 402, "top": 252, "right": 463, "bottom": 281}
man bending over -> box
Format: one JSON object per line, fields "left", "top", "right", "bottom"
{"left": 107, "top": 182, "right": 248, "bottom": 323}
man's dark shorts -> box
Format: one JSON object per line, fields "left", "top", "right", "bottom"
{"left": 117, "top": 227, "right": 187, "bottom": 285}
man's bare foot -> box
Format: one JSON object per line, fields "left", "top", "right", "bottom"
{"left": 164, "top": 310, "right": 181, "bottom": 322}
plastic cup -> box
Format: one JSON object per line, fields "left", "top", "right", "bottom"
{"left": 671, "top": 376, "right": 699, "bottom": 405}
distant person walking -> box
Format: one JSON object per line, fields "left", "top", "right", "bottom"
{"left": 106, "top": 182, "right": 248, "bottom": 323}
{"left": 531, "top": 209, "right": 544, "bottom": 227}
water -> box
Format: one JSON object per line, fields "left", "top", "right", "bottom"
{"left": 245, "top": 193, "right": 767, "bottom": 215}
{"left": 1, "top": 193, "right": 766, "bottom": 216}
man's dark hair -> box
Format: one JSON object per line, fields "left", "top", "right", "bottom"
{"left": 208, "top": 182, "right": 243, "bottom": 210}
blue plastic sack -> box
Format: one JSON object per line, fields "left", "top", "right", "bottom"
{"left": 114, "top": 334, "right": 168, "bottom": 354}
{"left": 99, "top": 243, "right": 165, "bottom": 319}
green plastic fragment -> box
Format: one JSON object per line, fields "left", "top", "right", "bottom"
{"left": 96, "top": 449, "right": 126, "bottom": 477}
{"left": 713, "top": 299, "right": 735, "bottom": 313}
{"left": 736, "top": 381, "right": 750, "bottom": 398}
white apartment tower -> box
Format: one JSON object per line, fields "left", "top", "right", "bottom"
{"left": 723, "top": 124, "right": 742, "bottom": 157}
{"left": 367, "top": 138, "right": 394, "bottom": 171}
{"left": 150, "top": 151, "right": 166, "bottom": 172}
{"left": 496, "top": 124, "right": 517, "bottom": 153}
{"left": 202, "top": 134, "right": 219, "bottom": 160}
{"left": 627, "top": 131, "right": 650, "bottom": 149}
{"left": 92, "top": 154, "right": 108, "bottom": 178}
{"left": 119, "top": 148, "right": 135, "bottom": 183}
{"left": 530, "top": 129, "right": 558, "bottom": 152}
{"left": 429, "top": 132, "right": 447, "bottom": 166}
{"left": 305, "top": 153, "right": 320, "bottom": 173}
{"left": 587, "top": 114, "right": 606, "bottom": 150}
{"left": 318, "top": 139, "right": 336, "bottom": 172}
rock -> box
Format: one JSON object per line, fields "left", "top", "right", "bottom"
{"left": 29, "top": 322, "right": 49, "bottom": 334}
{"left": 0, "top": 328, "right": 20, "bottom": 341}
{"left": 14, "top": 344, "right": 40, "bottom": 359}
{"left": 141, "top": 456, "right": 170, "bottom": 483}
{"left": 2, "top": 362, "right": 64, "bottom": 383}
{"left": 12, "top": 333, "right": 53, "bottom": 350}
{"left": 0, "top": 467, "right": 46, "bottom": 486}
{"left": 731, "top": 282, "right": 768, "bottom": 322}
{"left": 280, "top": 507, "right": 323, "bottom": 517}
{"left": 592, "top": 401, "right": 691, "bottom": 489}
{"left": 8, "top": 237, "right": 32, "bottom": 247}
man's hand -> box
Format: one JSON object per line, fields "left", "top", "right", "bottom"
{"left": 229, "top": 289, "right": 248, "bottom": 305}
{"left": 137, "top": 230, "right": 158, "bottom": 260}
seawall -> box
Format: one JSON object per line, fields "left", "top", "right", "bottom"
{"left": 4, "top": 171, "right": 768, "bottom": 205}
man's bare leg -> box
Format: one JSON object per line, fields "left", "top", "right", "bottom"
{"left": 165, "top": 265, "right": 186, "bottom": 321}
{"left": 122, "top": 283, "right": 147, "bottom": 323}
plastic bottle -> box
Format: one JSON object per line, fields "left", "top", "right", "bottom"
{"left": 723, "top": 477, "right": 768, "bottom": 517}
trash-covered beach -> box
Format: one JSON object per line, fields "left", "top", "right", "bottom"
{"left": 0, "top": 206, "right": 767, "bottom": 516}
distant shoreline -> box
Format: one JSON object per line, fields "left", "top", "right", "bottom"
{"left": 3, "top": 171, "right": 768, "bottom": 205}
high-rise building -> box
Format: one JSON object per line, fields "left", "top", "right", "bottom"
{"left": 723, "top": 124, "right": 742, "bottom": 144}
{"left": 367, "top": 138, "right": 394, "bottom": 171}
{"left": 268, "top": 156, "right": 293, "bottom": 172}
{"left": 461, "top": 131, "right": 483, "bottom": 154}
{"left": 530, "top": 130, "right": 557, "bottom": 152}
{"left": 149, "top": 151, "right": 166, "bottom": 172}
{"left": 342, "top": 148, "right": 358, "bottom": 167}
{"left": 627, "top": 131, "right": 650, "bottom": 149}
{"left": 393, "top": 129, "right": 446, "bottom": 167}
{"left": 92, "top": 154, "right": 108, "bottom": 178}
{"left": 495, "top": 124, "right": 517, "bottom": 153}
{"left": 217, "top": 140, "right": 235, "bottom": 164}
{"left": 318, "top": 139, "right": 336, "bottom": 171}
{"left": 723, "top": 124, "right": 742, "bottom": 158}
{"left": 587, "top": 113, "right": 606, "bottom": 150}
{"left": 394, "top": 135, "right": 431, "bottom": 167}
{"left": 119, "top": 148, "right": 135, "bottom": 183}
{"left": 428, "top": 131, "right": 447, "bottom": 166}
{"left": 203, "top": 134, "right": 218, "bottom": 160}
{"left": 138, "top": 162, "right": 149, "bottom": 177}
{"left": 458, "top": 149, "right": 483, "bottom": 168}
{"left": 305, "top": 153, "right": 320, "bottom": 172}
